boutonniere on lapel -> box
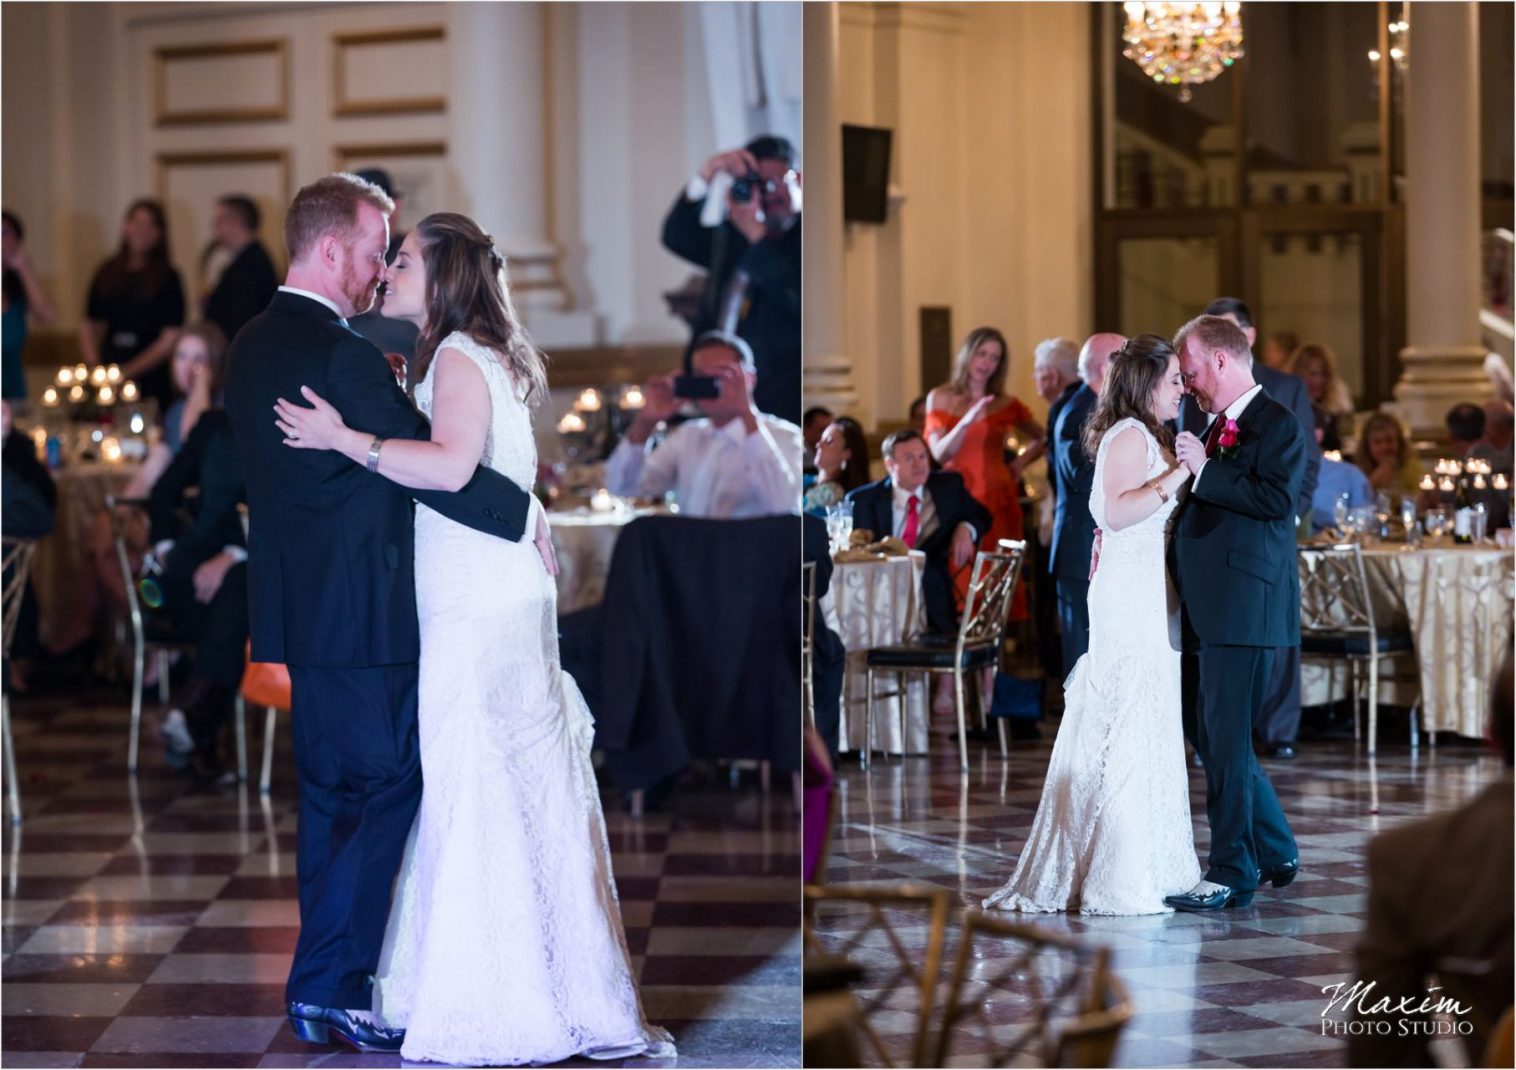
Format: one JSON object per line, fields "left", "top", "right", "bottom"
{"left": 1216, "top": 418, "right": 1240, "bottom": 459}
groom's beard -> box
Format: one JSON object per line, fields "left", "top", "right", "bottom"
{"left": 343, "top": 265, "right": 382, "bottom": 315}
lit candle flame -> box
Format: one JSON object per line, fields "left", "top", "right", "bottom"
{"left": 58, "top": 367, "right": 74, "bottom": 386}
{"left": 74, "top": 364, "right": 88, "bottom": 380}
{"left": 101, "top": 437, "right": 122, "bottom": 463}
{"left": 107, "top": 364, "right": 122, "bottom": 383}
{"left": 121, "top": 382, "right": 139, "bottom": 402}
{"left": 42, "top": 387, "right": 59, "bottom": 406}
{"left": 590, "top": 488, "right": 614, "bottom": 512}
{"left": 557, "top": 412, "right": 587, "bottom": 434}
{"left": 98, "top": 385, "right": 115, "bottom": 405}
{"left": 575, "top": 389, "right": 602, "bottom": 413}
{"left": 90, "top": 366, "right": 107, "bottom": 385}
{"left": 1494, "top": 473, "right": 1510, "bottom": 491}
{"left": 621, "top": 387, "right": 645, "bottom": 409}
{"left": 1419, "top": 474, "right": 1435, "bottom": 490}
{"left": 69, "top": 384, "right": 86, "bottom": 402}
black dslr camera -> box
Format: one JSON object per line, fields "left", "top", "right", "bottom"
{"left": 729, "top": 171, "right": 763, "bottom": 203}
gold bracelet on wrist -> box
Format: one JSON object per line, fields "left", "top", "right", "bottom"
{"left": 1148, "top": 479, "right": 1170, "bottom": 503}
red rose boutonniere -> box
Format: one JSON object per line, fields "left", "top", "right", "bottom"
{"left": 1217, "top": 418, "right": 1240, "bottom": 459}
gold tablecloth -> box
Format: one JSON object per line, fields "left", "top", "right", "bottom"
{"left": 547, "top": 506, "right": 658, "bottom": 614}
{"left": 1300, "top": 543, "right": 1515, "bottom": 737}
{"left": 821, "top": 553, "right": 930, "bottom": 755}
{"left": 34, "top": 461, "right": 140, "bottom": 650}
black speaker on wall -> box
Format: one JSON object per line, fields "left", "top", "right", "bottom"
{"left": 842, "top": 124, "right": 892, "bottom": 224}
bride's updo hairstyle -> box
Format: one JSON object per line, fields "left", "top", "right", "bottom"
{"left": 411, "top": 212, "right": 548, "bottom": 406}
{"left": 1083, "top": 333, "right": 1177, "bottom": 458}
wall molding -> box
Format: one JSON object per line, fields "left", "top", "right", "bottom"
{"left": 153, "top": 38, "right": 290, "bottom": 126}
{"left": 155, "top": 148, "right": 292, "bottom": 205}
{"left": 332, "top": 26, "right": 446, "bottom": 117}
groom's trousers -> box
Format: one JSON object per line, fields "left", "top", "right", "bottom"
{"left": 285, "top": 664, "right": 423, "bottom": 1009}
{"left": 1181, "top": 645, "right": 1298, "bottom": 891}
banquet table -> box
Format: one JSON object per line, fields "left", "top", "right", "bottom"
{"left": 548, "top": 505, "right": 661, "bottom": 613}
{"left": 1299, "top": 541, "right": 1515, "bottom": 737}
{"left": 821, "top": 552, "right": 930, "bottom": 756}
{"left": 34, "top": 460, "right": 141, "bottom": 651}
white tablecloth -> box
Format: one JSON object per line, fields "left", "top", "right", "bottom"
{"left": 548, "top": 507, "right": 658, "bottom": 614}
{"left": 822, "top": 553, "right": 931, "bottom": 756}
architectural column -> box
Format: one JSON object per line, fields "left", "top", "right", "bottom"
{"left": 1391, "top": 0, "right": 1490, "bottom": 439}
{"left": 801, "top": 1, "right": 858, "bottom": 414}
{"left": 448, "top": 3, "right": 595, "bottom": 348}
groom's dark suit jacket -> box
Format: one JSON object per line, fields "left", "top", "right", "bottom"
{"left": 1171, "top": 389, "right": 1307, "bottom": 649}
{"left": 225, "top": 290, "right": 531, "bottom": 667}
{"left": 847, "top": 471, "right": 992, "bottom": 636}
{"left": 1181, "top": 361, "right": 1318, "bottom": 519}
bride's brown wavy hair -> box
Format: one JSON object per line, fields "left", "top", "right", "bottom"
{"left": 410, "top": 212, "right": 548, "bottom": 406}
{"left": 1082, "top": 333, "right": 1177, "bottom": 458}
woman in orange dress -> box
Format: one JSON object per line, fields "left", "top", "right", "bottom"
{"left": 925, "top": 326, "right": 1045, "bottom": 632}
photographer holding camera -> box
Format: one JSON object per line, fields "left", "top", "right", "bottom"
{"left": 661, "top": 135, "right": 801, "bottom": 426}
{"left": 605, "top": 331, "right": 802, "bottom": 518}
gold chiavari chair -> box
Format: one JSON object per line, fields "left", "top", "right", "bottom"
{"left": 2, "top": 537, "right": 40, "bottom": 823}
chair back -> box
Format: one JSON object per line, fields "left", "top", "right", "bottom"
{"left": 1298, "top": 543, "right": 1376, "bottom": 638}
{"left": 801, "top": 560, "right": 817, "bottom": 726}
{"left": 956, "top": 541, "right": 1026, "bottom": 660}
{"left": 104, "top": 495, "right": 152, "bottom": 644}
{"left": 803, "top": 883, "right": 952, "bottom": 1068}
{"left": 2, "top": 538, "right": 39, "bottom": 660}
{"left": 932, "top": 909, "right": 1133, "bottom": 1068}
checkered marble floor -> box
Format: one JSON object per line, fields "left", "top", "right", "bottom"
{"left": 1, "top": 689, "right": 801, "bottom": 1068}
{"left": 810, "top": 720, "right": 1505, "bottom": 1068}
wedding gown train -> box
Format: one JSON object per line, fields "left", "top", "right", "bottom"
{"left": 982, "top": 417, "right": 1200, "bottom": 915}
{"left": 374, "top": 331, "right": 673, "bottom": 1065}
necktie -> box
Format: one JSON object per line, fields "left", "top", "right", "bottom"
{"left": 902, "top": 494, "right": 920, "bottom": 548}
{"left": 1204, "top": 416, "right": 1228, "bottom": 456}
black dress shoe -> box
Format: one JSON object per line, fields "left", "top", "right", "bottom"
{"left": 1259, "top": 858, "right": 1300, "bottom": 889}
{"left": 287, "top": 1003, "right": 405, "bottom": 1052}
{"left": 1263, "top": 744, "right": 1297, "bottom": 759}
{"left": 1164, "top": 884, "right": 1254, "bottom": 912}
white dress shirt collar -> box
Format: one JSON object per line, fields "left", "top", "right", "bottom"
{"left": 278, "top": 285, "right": 345, "bottom": 321}
{"left": 1222, "top": 383, "right": 1265, "bottom": 422}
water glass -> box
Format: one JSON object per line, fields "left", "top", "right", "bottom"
{"left": 1473, "top": 502, "right": 1489, "bottom": 543}
{"left": 1424, "top": 508, "right": 1449, "bottom": 541}
{"left": 1333, "top": 494, "right": 1351, "bottom": 531}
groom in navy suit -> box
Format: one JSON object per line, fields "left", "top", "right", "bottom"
{"left": 227, "top": 174, "right": 543, "bottom": 1050}
{"left": 1165, "top": 315, "right": 1304, "bottom": 912}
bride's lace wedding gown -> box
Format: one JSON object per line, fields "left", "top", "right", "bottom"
{"left": 983, "top": 418, "right": 1200, "bottom": 915}
{"left": 374, "top": 332, "right": 674, "bottom": 1065}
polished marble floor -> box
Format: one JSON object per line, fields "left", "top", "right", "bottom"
{"left": 809, "top": 718, "right": 1504, "bottom": 1069}
{"left": 1, "top": 688, "right": 802, "bottom": 1068}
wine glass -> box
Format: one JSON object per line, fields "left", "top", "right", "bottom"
{"left": 1424, "top": 508, "right": 1449, "bottom": 542}
{"left": 834, "top": 500, "right": 854, "bottom": 548}
{"left": 1333, "top": 493, "right": 1351, "bottom": 532}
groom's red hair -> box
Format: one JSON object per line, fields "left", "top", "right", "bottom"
{"left": 284, "top": 173, "right": 395, "bottom": 265}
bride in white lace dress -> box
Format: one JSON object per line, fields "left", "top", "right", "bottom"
{"left": 274, "top": 213, "right": 673, "bottom": 1065}
{"left": 983, "top": 335, "right": 1201, "bottom": 916}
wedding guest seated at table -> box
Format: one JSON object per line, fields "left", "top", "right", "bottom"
{"left": 1354, "top": 411, "right": 1424, "bottom": 498}
{"left": 75, "top": 323, "right": 230, "bottom": 661}
{"left": 846, "top": 429, "right": 991, "bottom": 724}
{"left": 202, "top": 195, "right": 278, "bottom": 345}
{"left": 802, "top": 406, "right": 833, "bottom": 475}
{"left": 2, "top": 400, "right": 55, "bottom": 693}
{"left": 1349, "top": 651, "right": 1513, "bottom": 1068}
{"left": 605, "top": 331, "right": 803, "bottom": 517}
{"left": 147, "top": 406, "right": 248, "bottom": 783}
{"left": 1310, "top": 404, "right": 1374, "bottom": 533}
{"left": 803, "top": 416, "right": 869, "bottom": 517}
{"left": 1445, "top": 402, "right": 1487, "bottom": 459}
{"left": 1474, "top": 400, "right": 1513, "bottom": 472}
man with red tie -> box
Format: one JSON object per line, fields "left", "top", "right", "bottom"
{"left": 845, "top": 429, "right": 992, "bottom": 638}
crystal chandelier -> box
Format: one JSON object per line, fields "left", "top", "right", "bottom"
{"left": 1122, "top": 2, "right": 1245, "bottom": 104}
